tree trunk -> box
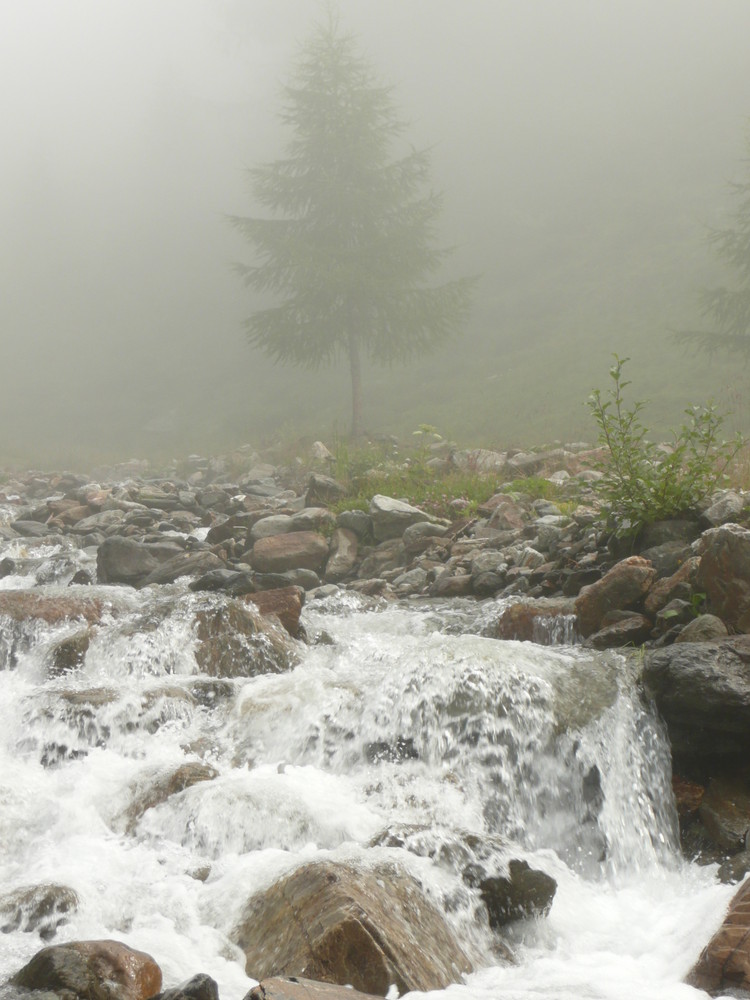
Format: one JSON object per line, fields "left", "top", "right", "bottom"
{"left": 348, "top": 332, "right": 363, "bottom": 438}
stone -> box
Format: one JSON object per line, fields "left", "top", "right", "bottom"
{"left": 686, "top": 878, "right": 750, "bottom": 994}
{"left": 696, "top": 523, "right": 750, "bottom": 632}
{"left": 48, "top": 628, "right": 92, "bottom": 675}
{"left": 701, "top": 491, "right": 746, "bottom": 528}
{"left": 698, "top": 777, "right": 750, "bottom": 852}
{"left": 194, "top": 597, "right": 299, "bottom": 677}
{"left": 290, "top": 508, "right": 335, "bottom": 533}
{"left": 369, "top": 495, "right": 434, "bottom": 542}
{"left": 0, "top": 590, "right": 104, "bottom": 625}
{"left": 10, "top": 939, "right": 162, "bottom": 1000}
{"left": 586, "top": 613, "right": 652, "bottom": 649}
{"left": 232, "top": 860, "right": 473, "bottom": 995}
{"left": 189, "top": 569, "right": 257, "bottom": 596}
{"left": 451, "top": 448, "right": 506, "bottom": 473}
{"left": 487, "top": 598, "right": 576, "bottom": 642}
{"left": 675, "top": 614, "right": 729, "bottom": 643}
{"left": 250, "top": 514, "right": 294, "bottom": 543}
{"left": 252, "top": 532, "right": 329, "bottom": 574}
{"left": 244, "top": 978, "right": 382, "bottom": 1000}
{"left": 0, "top": 884, "right": 79, "bottom": 940}
{"left": 402, "top": 520, "right": 448, "bottom": 552}
{"left": 152, "top": 973, "right": 219, "bottom": 1000}
{"left": 97, "top": 537, "right": 176, "bottom": 587}
{"left": 244, "top": 586, "right": 304, "bottom": 638}
{"left": 324, "top": 528, "right": 359, "bottom": 583}
{"left": 719, "top": 852, "right": 750, "bottom": 884}
{"left": 141, "top": 550, "right": 224, "bottom": 587}
{"left": 643, "top": 556, "right": 700, "bottom": 615}
{"left": 574, "top": 556, "right": 656, "bottom": 638}
{"left": 642, "top": 636, "right": 750, "bottom": 773}
{"left": 335, "top": 510, "right": 371, "bottom": 539}
{"left": 116, "top": 762, "right": 218, "bottom": 834}
{"left": 463, "top": 859, "right": 556, "bottom": 929}
{"left": 429, "top": 571, "right": 473, "bottom": 597}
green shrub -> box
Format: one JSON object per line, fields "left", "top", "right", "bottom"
{"left": 587, "top": 356, "right": 744, "bottom": 535}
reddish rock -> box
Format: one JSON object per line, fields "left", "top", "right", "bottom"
{"left": 11, "top": 939, "right": 162, "bottom": 1000}
{"left": 232, "top": 861, "right": 473, "bottom": 995}
{"left": 244, "top": 586, "right": 304, "bottom": 637}
{"left": 687, "top": 878, "right": 750, "bottom": 994}
{"left": 697, "top": 523, "right": 750, "bottom": 632}
{"left": 574, "top": 556, "right": 656, "bottom": 638}
{"left": 586, "top": 613, "right": 652, "bottom": 649}
{"left": 195, "top": 598, "right": 299, "bottom": 677}
{"left": 252, "top": 531, "right": 329, "bottom": 574}
{"left": 489, "top": 598, "right": 575, "bottom": 642}
{"left": 644, "top": 556, "right": 700, "bottom": 615}
{"left": 0, "top": 590, "right": 104, "bottom": 625}
{"left": 699, "top": 777, "right": 750, "bottom": 852}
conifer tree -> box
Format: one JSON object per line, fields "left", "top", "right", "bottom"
{"left": 230, "top": 11, "right": 472, "bottom": 436}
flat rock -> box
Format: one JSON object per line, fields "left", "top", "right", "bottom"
{"left": 324, "top": 528, "right": 358, "bottom": 583}
{"left": 244, "top": 586, "right": 304, "bottom": 637}
{"left": 0, "top": 590, "right": 104, "bottom": 625}
{"left": 194, "top": 597, "right": 299, "bottom": 677}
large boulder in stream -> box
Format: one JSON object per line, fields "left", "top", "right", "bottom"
{"left": 687, "top": 877, "right": 750, "bottom": 995}
{"left": 96, "top": 537, "right": 182, "bottom": 587}
{"left": 642, "top": 636, "right": 750, "bottom": 774}
{"left": 0, "top": 590, "right": 104, "bottom": 625}
{"left": 10, "top": 939, "right": 162, "bottom": 1000}
{"left": 194, "top": 597, "right": 300, "bottom": 677}
{"left": 231, "top": 860, "right": 473, "bottom": 995}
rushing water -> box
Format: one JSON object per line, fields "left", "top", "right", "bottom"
{"left": 0, "top": 542, "right": 737, "bottom": 1000}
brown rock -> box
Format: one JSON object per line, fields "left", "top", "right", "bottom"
{"left": 48, "top": 628, "right": 92, "bottom": 675}
{"left": 675, "top": 614, "right": 729, "bottom": 644}
{"left": 643, "top": 556, "right": 700, "bottom": 615}
{"left": 244, "top": 586, "right": 304, "bottom": 637}
{"left": 574, "top": 556, "right": 656, "bottom": 638}
{"left": 245, "top": 978, "right": 381, "bottom": 1000}
{"left": 195, "top": 598, "right": 299, "bottom": 677}
{"left": 0, "top": 590, "right": 104, "bottom": 625}
{"left": 117, "top": 762, "right": 219, "bottom": 834}
{"left": 252, "top": 532, "right": 329, "bottom": 574}
{"left": 489, "top": 598, "right": 575, "bottom": 642}
{"left": 586, "top": 613, "right": 652, "bottom": 649}
{"left": 699, "top": 777, "right": 750, "bottom": 852}
{"left": 697, "top": 523, "right": 750, "bottom": 632}
{"left": 232, "top": 861, "right": 473, "bottom": 995}
{"left": 0, "top": 883, "right": 79, "bottom": 940}
{"left": 11, "top": 939, "right": 162, "bottom": 1000}
{"left": 687, "top": 878, "right": 750, "bottom": 994}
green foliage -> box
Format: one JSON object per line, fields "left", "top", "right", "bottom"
{"left": 587, "top": 356, "right": 744, "bottom": 535}
{"left": 229, "top": 10, "right": 472, "bottom": 436}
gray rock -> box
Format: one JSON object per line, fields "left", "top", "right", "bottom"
{"left": 249, "top": 514, "right": 294, "bottom": 543}
{"left": 701, "top": 490, "right": 746, "bottom": 528}
{"left": 325, "top": 528, "right": 358, "bottom": 583}
{"left": 369, "top": 494, "right": 434, "bottom": 542}
{"left": 141, "top": 550, "right": 224, "bottom": 587}
{"left": 675, "top": 614, "right": 729, "bottom": 643}
{"left": 336, "top": 509, "right": 372, "bottom": 539}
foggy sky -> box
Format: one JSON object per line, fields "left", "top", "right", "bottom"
{"left": 2, "top": 0, "right": 750, "bottom": 465}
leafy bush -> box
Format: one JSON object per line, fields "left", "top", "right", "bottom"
{"left": 587, "top": 356, "right": 744, "bottom": 535}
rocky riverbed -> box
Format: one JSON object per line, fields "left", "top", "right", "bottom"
{"left": 1, "top": 441, "right": 750, "bottom": 999}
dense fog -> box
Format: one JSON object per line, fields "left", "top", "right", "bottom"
{"left": 2, "top": 0, "right": 750, "bottom": 466}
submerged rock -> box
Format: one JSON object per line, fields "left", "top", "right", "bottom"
{"left": 463, "top": 859, "right": 557, "bottom": 929}
{"left": 0, "top": 883, "right": 79, "bottom": 940}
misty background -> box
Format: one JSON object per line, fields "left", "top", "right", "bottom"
{"left": 2, "top": 0, "right": 750, "bottom": 468}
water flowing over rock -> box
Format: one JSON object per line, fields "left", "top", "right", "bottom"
{"left": 687, "top": 878, "right": 750, "bottom": 994}
{"left": 194, "top": 596, "right": 300, "bottom": 677}
{"left": 0, "top": 884, "right": 78, "bottom": 940}
{"left": 232, "top": 860, "right": 474, "bottom": 995}
{"left": 10, "top": 940, "right": 162, "bottom": 1000}
{"left": 152, "top": 973, "right": 219, "bottom": 1000}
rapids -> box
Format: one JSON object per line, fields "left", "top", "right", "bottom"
{"left": 0, "top": 543, "right": 738, "bottom": 1000}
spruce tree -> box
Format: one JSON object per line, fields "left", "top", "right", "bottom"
{"left": 230, "top": 11, "right": 472, "bottom": 437}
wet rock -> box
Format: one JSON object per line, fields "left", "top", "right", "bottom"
{"left": 487, "top": 597, "right": 575, "bottom": 642}
{"left": 574, "top": 556, "right": 656, "bottom": 638}
{"left": 189, "top": 568, "right": 257, "bottom": 596}
{"left": 642, "top": 636, "right": 750, "bottom": 774}
{"left": 97, "top": 537, "right": 175, "bottom": 587}
{"left": 194, "top": 597, "right": 299, "bottom": 677}
{"left": 232, "top": 860, "right": 473, "bottom": 995}
{"left": 244, "top": 586, "right": 304, "bottom": 638}
{"left": 151, "top": 973, "right": 219, "bottom": 1000}
{"left": 696, "top": 523, "right": 750, "bottom": 632}
{"left": 429, "top": 570, "right": 473, "bottom": 597}
{"left": 357, "top": 539, "right": 405, "bottom": 579}
{"left": 249, "top": 514, "right": 294, "bottom": 543}
{"left": 0, "top": 884, "right": 79, "bottom": 940}
{"left": 251, "top": 532, "right": 329, "bottom": 574}
{"left": 369, "top": 494, "right": 435, "bottom": 542}
{"left": 141, "top": 550, "right": 224, "bottom": 587}
{"left": 0, "top": 590, "right": 104, "bottom": 625}
{"left": 463, "top": 859, "right": 556, "bottom": 929}
{"left": 643, "top": 556, "right": 700, "bottom": 615}
{"left": 675, "top": 614, "right": 728, "bottom": 644}
{"left": 10, "top": 939, "right": 162, "bottom": 1000}
{"left": 324, "top": 528, "right": 358, "bottom": 583}
{"left": 698, "top": 777, "right": 750, "bottom": 852}
{"left": 47, "top": 628, "right": 92, "bottom": 676}
{"left": 586, "top": 613, "right": 652, "bottom": 649}
{"left": 245, "top": 978, "right": 382, "bottom": 1000}
{"left": 117, "top": 762, "right": 218, "bottom": 834}
{"left": 686, "top": 877, "right": 750, "bottom": 994}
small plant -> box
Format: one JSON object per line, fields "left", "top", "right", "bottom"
{"left": 587, "top": 356, "right": 744, "bottom": 535}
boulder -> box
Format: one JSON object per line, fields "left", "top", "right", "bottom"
{"left": 574, "top": 556, "right": 656, "bottom": 638}
{"left": 141, "top": 550, "right": 224, "bottom": 587}
{"left": 194, "top": 598, "right": 299, "bottom": 677}
{"left": 701, "top": 491, "right": 746, "bottom": 528}
{"left": 643, "top": 556, "right": 700, "bottom": 615}
{"left": 0, "top": 883, "right": 79, "bottom": 940}
{"left": 231, "top": 860, "right": 473, "bottom": 995}
{"left": 152, "top": 973, "right": 219, "bottom": 1000}
{"left": 324, "top": 528, "right": 359, "bottom": 583}
{"left": 369, "top": 495, "right": 434, "bottom": 542}
{"left": 252, "top": 532, "right": 329, "bottom": 574}
{"left": 463, "top": 859, "right": 556, "bottom": 929}
{"left": 642, "top": 636, "right": 750, "bottom": 774}
{"left": 675, "top": 614, "right": 728, "bottom": 644}
{"left": 696, "top": 523, "right": 750, "bottom": 632}
{"left": 686, "top": 878, "right": 750, "bottom": 994}
{"left": 244, "top": 586, "right": 304, "bottom": 638}
{"left": 305, "top": 474, "right": 346, "bottom": 507}
{"left": 586, "top": 613, "right": 652, "bottom": 649}
{"left": 698, "top": 777, "right": 750, "bottom": 852}
{"left": 97, "top": 537, "right": 179, "bottom": 587}
{"left": 116, "top": 762, "right": 219, "bottom": 834}
{"left": 0, "top": 590, "right": 104, "bottom": 625}
{"left": 249, "top": 514, "right": 294, "bottom": 543}
{"left": 487, "top": 598, "right": 575, "bottom": 642}
{"left": 10, "top": 939, "right": 162, "bottom": 1000}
